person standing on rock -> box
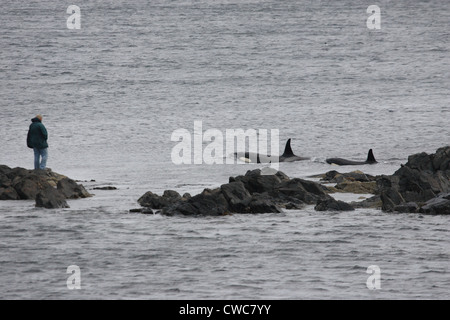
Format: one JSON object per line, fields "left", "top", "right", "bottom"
{"left": 27, "top": 114, "right": 49, "bottom": 170}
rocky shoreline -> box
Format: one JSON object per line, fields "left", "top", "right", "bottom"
{"left": 0, "top": 166, "right": 91, "bottom": 208}
{"left": 1, "top": 146, "right": 449, "bottom": 214}
{"left": 134, "top": 145, "right": 450, "bottom": 216}
{"left": 376, "top": 146, "right": 450, "bottom": 214}
{"left": 136, "top": 169, "right": 354, "bottom": 216}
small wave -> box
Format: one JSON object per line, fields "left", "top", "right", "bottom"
{"left": 225, "top": 284, "right": 263, "bottom": 291}
{"left": 420, "top": 269, "right": 447, "bottom": 274}
{"left": 130, "top": 254, "right": 162, "bottom": 261}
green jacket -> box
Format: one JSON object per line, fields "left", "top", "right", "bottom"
{"left": 27, "top": 118, "right": 48, "bottom": 149}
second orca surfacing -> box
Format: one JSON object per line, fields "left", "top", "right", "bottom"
{"left": 326, "top": 149, "right": 377, "bottom": 166}
{"left": 234, "top": 139, "right": 310, "bottom": 164}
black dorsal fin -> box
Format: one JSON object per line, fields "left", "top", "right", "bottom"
{"left": 282, "top": 139, "right": 294, "bottom": 157}
{"left": 366, "top": 149, "right": 377, "bottom": 163}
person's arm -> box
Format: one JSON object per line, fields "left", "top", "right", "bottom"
{"left": 40, "top": 124, "right": 48, "bottom": 140}
{"left": 27, "top": 129, "right": 32, "bottom": 148}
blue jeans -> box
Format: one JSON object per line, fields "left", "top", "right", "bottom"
{"left": 33, "top": 148, "right": 48, "bottom": 170}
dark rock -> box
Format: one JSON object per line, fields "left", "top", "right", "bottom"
{"left": 147, "top": 181, "right": 290, "bottom": 215}
{"left": 139, "top": 169, "right": 359, "bottom": 216}
{"left": 393, "top": 202, "right": 419, "bottom": 213}
{"left": 1, "top": 165, "right": 94, "bottom": 209}
{"left": 163, "top": 188, "right": 229, "bottom": 216}
{"left": 0, "top": 187, "right": 20, "bottom": 200}
{"left": 380, "top": 190, "right": 405, "bottom": 212}
{"left": 377, "top": 146, "right": 450, "bottom": 213}
{"left": 35, "top": 186, "right": 69, "bottom": 209}
{"left": 182, "top": 193, "right": 191, "bottom": 200}
{"left": 378, "top": 175, "right": 405, "bottom": 211}
{"left": 8, "top": 167, "right": 30, "bottom": 180}
{"left": 0, "top": 173, "right": 11, "bottom": 188}
{"left": 129, "top": 208, "right": 154, "bottom": 214}
{"left": 276, "top": 178, "right": 332, "bottom": 204}
{"left": 156, "top": 170, "right": 324, "bottom": 215}
{"left": 57, "top": 178, "right": 92, "bottom": 199}
{"left": 418, "top": 193, "right": 450, "bottom": 215}
{"left": 315, "top": 198, "right": 355, "bottom": 212}
{"left": 93, "top": 186, "right": 117, "bottom": 190}
{"left": 232, "top": 169, "right": 283, "bottom": 194}
{"left": 135, "top": 146, "right": 450, "bottom": 216}
{"left": 273, "top": 193, "right": 306, "bottom": 210}
{"left": 224, "top": 191, "right": 283, "bottom": 214}
{"left": 137, "top": 191, "right": 158, "bottom": 207}
{"left": 138, "top": 190, "right": 182, "bottom": 209}
{"left": 12, "top": 175, "right": 51, "bottom": 200}
{"left": 406, "top": 152, "right": 434, "bottom": 172}
{"left": 275, "top": 171, "right": 290, "bottom": 182}
{"left": 432, "top": 146, "right": 450, "bottom": 171}
{"left": 245, "top": 194, "right": 282, "bottom": 214}
{"left": 320, "top": 170, "right": 376, "bottom": 184}
{"left": 351, "top": 195, "right": 382, "bottom": 209}
{"left": 0, "top": 165, "right": 12, "bottom": 176}
{"left": 284, "top": 201, "right": 305, "bottom": 210}
{"left": 33, "top": 169, "right": 68, "bottom": 187}
{"left": 221, "top": 181, "right": 252, "bottom": 211}
{"left": 335, "top": 181, "right": 377, "bottom": 194}
{"left": 163, "top": 190, "right": 182, "bottom": 199}
{"left": 298, "top": 178, "right": 330, "bottom": 195}
{"left": 317, "top": 170, "right": 378, "bottom": 196}
{"left": 321, "top": 170, "right": 340, "bottom": 181}
{"left": 396, "top": 166, "right": 439, "bottom": 201}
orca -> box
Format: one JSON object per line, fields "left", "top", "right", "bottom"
{"left": 279, "top": 138, "right": 310, "bottom": 162}
{"left": 234, "top": 139, "right": 310, "bottom": 163}
{"left": 326, "top": 149, "right": 377, "bottom": 166}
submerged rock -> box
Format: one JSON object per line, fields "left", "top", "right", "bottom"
{"left": 314, "top": 198, "right": 355, "bottom": 212}
{"left": 393, "top": 202, "right": 419, "bottom": 213}
{"left": 318, "top": 170, "right": 376, "bottom": 184}
{"left": 350, "top": 195, "right": 382, "bottom": 209}
{"left": 129, "top": 208, "right": 155, "bottom": 214}
{"left": 93, "top": 186, "right": 117, "bottom": 190}
{"left": 318, "top": 170, "right": 378, "bottom": 194}
{"left": 334, "top": 180, "right": 377, "bottom": 194}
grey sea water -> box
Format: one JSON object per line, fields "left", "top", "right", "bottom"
{"left": 0, "top": 0, "right": 449, "bottom": 299}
